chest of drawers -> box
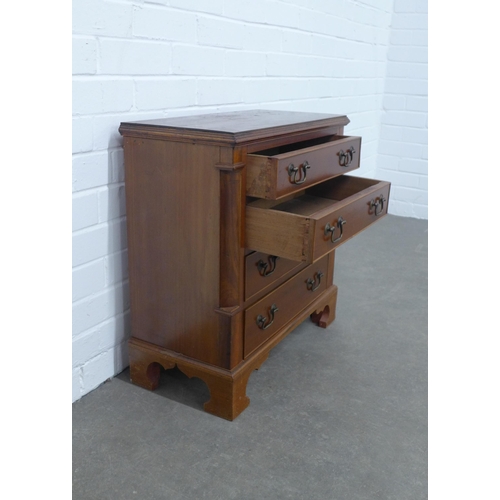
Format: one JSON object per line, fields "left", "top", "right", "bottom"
{"left": 119, "top": 110, "right": 390, "bottom": 420}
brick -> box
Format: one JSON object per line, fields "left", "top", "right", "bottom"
{"left": 72, "top": 79, "right": 133, "bottom": 115}
{"left": 79, "top": 341, "right": 128, "bottom": 395}
{"left": 308, "top": 0, "right": 347, "bottom": 14}
{"left": 383, "top": 95, "right": 406, "bottom": 110}
{"left": 377, "top": 154, "right": 401, "bottom": 172}
{"left": 72, "top": 37, "right": 97, "bottom": 74}
{"left": 72, "top": 218, "right": 127, "bottom": 267}
{"left": 381, "top": 110, "right": 427, "bottom": 128}
{"left": 72, "top": 368, "right": 82, "bottom": 402}
{"left": 133, "top": 5, "right": 196, "bottom": 42}
{"left": 266, "top": 53, "right": 332, "bottom": 77}
{"left": 197, "top": 16, "right": 245, "bottom": 49}
{"left": 93, "top": 111, "right": 166, "bottom": 151}
{"left": 399, "top": 158, "right": 428, "bottom": 175}
{"left": 109, "top": 149, "right": 125, "bottom": 183}
{"left": 98, "top": 184, "right": 126, "bottom": 222}
{"left": 72, "top": 281, "right": 130, "bottom": 336}
{"left": 390, "top": 29, "right": 413, "bottom": 46}
{"left": 225, "top": 51, "right": 266, "bottom": 77}
{"left": 92, "top": 114, "right": 124, "bottom": 150}
{"left": 72, "top": 312, "right": 130, "bottom": 368}
{"left": 73, "top": 190, "right": 99, "bottom": 231}
{"left": 394, "top": 0, "right": 428, "bottom": 13}
{"left": 135, "top": 78, "right": 196, "bottom": 110}
{"left": 384, "top": 78, "right": 428, "bottom": 96}
{"left": 388, "top": 46, "right": 427, "bottom": 63}
{"left": 386, "top": 62, "right": 411, "bottom": 78}
{"left": 387, "top": 199, "right": 413, "bottom": 217}
{"left": 282, "top": 30, "right": 313, "bottom": 54}
{"left": 105, "top": 250, "right": 129, "bottom": 286}
{"left": 310, "top": 35, "right": 338, "bottom": 58}
{"left": 358, "top": 94, "right": 383, "bottom": 113}
{"left": 412, "top": 30, "right": 428, "bottom": 46}
{"left": 72, "top": 152, "right": 109, "bottom": 192}
{"left": 402, "top": 127, "right": 428, "bottom": 145}
{"left": 73, "top": 0, "right": 133, "bottom": 37}
{"left": 411, "top": 203, "right": 428, "bottom": 219}
{"left": 80, "top": 350, "right": 113, "bottom": 394}
{"left": 72, "top": 116, "right": 93, "bottom": 153}
{"left": 242, "top": 25, "right": 282, "bottom": 52}
{"left": 380, "top": 124, "right": 403, "bottom": 141}
{"left": 169, "top": 0, "right": 224, "bottom": 14}
{"left": 100, "top": 39, "right": 171, "bottom": 75}
{"left": 172, "top": 45, "right": 225, "bottom": 76}
{"left": 72, "top": 259, "right": 106, "bottom": 302}
{"left": 391, "top": 186, "right": 427, "bottom": 205}
{"left": 308, "top": 79, "right": 338, "bottom": 99}
{"left": 377, "top": 168, "right": 420, "bottom": 188}
{"left": 391, "top": 13, "right": 428, "bottom": 30}
{"left": 224, "top": 0, "right": 270, "bottom": 23}
{"left": 346, "top": 2, "right": 392, "bottom": 28}
{"left": 242, "top": 79, "right": 281, "bottom": 104}
{"left": 393, "top": 0, "right": 417, "bottom": 12}
{"left": 378, "top": 139, "right": 423, "bottom": 158}
{"left": 197, "top": 79, "right": 243, "bottom": 106}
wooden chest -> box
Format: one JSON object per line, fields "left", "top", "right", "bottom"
{"left": 119, "top": 110, "right": 390, "bottom": 420}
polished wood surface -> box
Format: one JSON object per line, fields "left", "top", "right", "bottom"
{"left": 244, "top": 254, "right": 329, "bottom": 358}
{"left": 244, "top": 251, "right": 306, "bottom": 301}
{"left": 246, "top": 135, "right": 361, "bottom": 199}
{"left": 119, "top": 109, "right": 349, "bottom": 146}
{"left": 123, "top": 137, "right": 225, "bottom": 366}
{"left": 120, "top": 110, "right": 390, "bottom": 420}
{"left": 246, "top": 176, "right": 391, "bottom": 263}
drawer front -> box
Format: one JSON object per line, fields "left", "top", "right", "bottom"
{"left": 247, "top": 135, "right": 361, "bottom": 200}
{"left": 244, "top": 255, "right": 329, "bottom": 358}
{"left": 245, "top": 251, "right": 306, "bottom": 301}
{"left": 246, "top": 176, "right": 391, "bottom": 263}
{"left": 311, "top": 180, "right": 391, "bottom": 262}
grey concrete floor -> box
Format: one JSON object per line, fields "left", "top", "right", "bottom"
{"left": 73, "top": 214, "right": 427, "bottom": 500}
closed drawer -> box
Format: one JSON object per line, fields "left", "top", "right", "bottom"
{"left": 245, "top": 251, "right": 307, "bottom": 301}
{"left": 246, "top": 135, "right": 361, "bottom": 200}
{"left": 244, "top": 254, "right": 329, "bottom": 358}
{"left": 246, "top": 175, "right": 390, "bottom": 263}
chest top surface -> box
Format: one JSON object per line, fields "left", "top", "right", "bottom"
{"left": 119, "top": 109, "right": 350, "bottom": 145}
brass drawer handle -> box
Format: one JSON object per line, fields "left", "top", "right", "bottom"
{"left": 369, "top": 195, "right": 387, "bottom": 216}
{"left": 257, "top": 255, "right": 279, "bottom": 277}
{"left": 306, "top": 271, "right": 324, "bottom": 292}
{"left": 256, "top": 304, "right": 279, "bottom": 330}
{"left": 287, "top": 161, "right": 311, "bottom": 185}
{"left": 338, "top": 147, "right": 356, "bottom": 167}
{"left": 325, "top": 217, "right": 346, "bottom": 243}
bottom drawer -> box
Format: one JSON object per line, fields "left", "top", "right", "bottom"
{"left": 244, "top": 254, "right": 330, "bottom": 358}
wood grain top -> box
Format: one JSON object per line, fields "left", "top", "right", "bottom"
{"left": 119, "top": 109, "right": 350, "bottom": 145}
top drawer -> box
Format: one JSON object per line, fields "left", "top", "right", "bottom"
{"left": 246, "top": 135, "right": 361, "bottom": 200}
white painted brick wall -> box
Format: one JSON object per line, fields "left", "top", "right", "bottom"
{"left": 378, "top": 0, "right": 428, "bottom": 218}
{"left": 72, "top": 0, "right": 428, "bottom": 402}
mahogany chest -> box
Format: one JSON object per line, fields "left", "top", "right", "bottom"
{"left": 119, "top": 110, "right": 390, "bottom": 420}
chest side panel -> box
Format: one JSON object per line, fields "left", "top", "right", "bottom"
{"left": 124, "top": 137, "right": 224, "bottom": 365}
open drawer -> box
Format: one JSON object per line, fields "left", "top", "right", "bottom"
{"left": 246, "top": 175, "right": 391, "bottom": 263}
{"left": 246, "top": 135, "right": 361, "bottom": 199}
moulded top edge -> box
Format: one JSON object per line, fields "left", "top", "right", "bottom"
{"left": 118, "top": 109, "right": 350, "bottom": 144}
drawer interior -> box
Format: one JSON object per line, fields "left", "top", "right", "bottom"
{"left": 246, "top": 175, "right": 389, "bottom": 263}
{"left": 248, "top": 176, "right": 382, "bottom": 216}
{"left": 251, "top": 135, "right": 341, "bottom": 158}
